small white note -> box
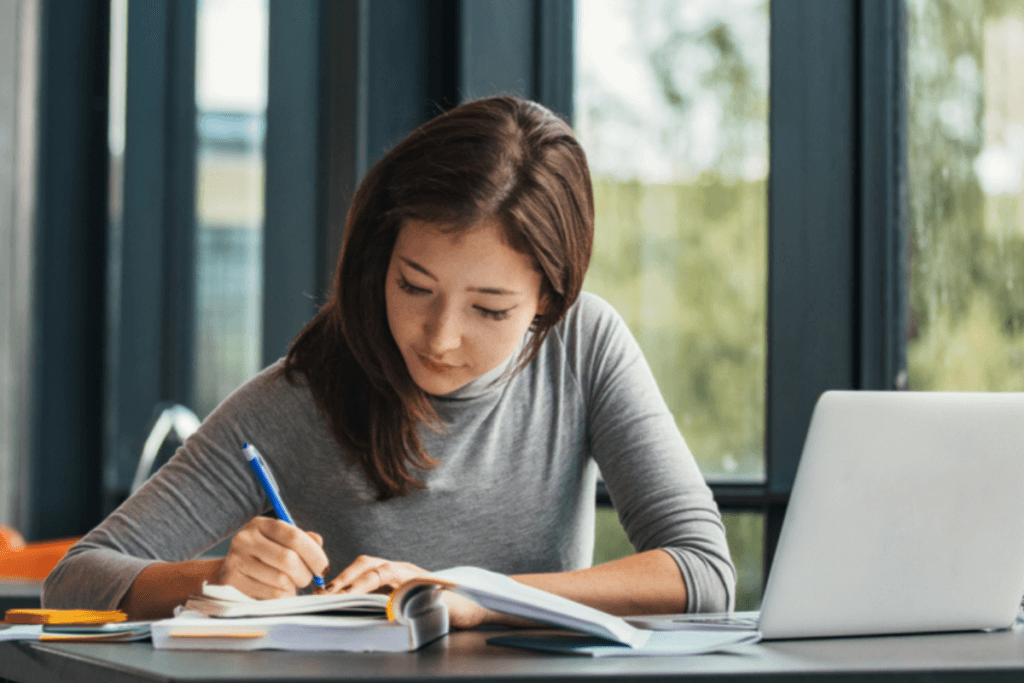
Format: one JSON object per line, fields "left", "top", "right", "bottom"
{"left": 200, "top": 582, "right": 258, "bottom": 603}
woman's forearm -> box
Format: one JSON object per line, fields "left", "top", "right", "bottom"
{"left": 506, "top": 549, "right": 687, "bottom": 621}
{"left": 117, "top": 558, "right": 224, "bottom": 620}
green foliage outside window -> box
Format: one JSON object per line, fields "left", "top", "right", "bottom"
{"left": 583, "top": 177, "right": 767, "bottom": 480}
{"left": 578, "top": 0, "right": 769, "bottom": 607}
{"left": 907, "top": 0, "right": 1024, "bottom": 391}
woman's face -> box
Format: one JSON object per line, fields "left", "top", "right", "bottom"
{"left": 385, "top": 217, "right": 545, "bottom": 396}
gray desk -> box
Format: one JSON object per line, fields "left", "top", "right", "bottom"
{"left": 2, "top": 626, "right": 1024, "bottom": 683}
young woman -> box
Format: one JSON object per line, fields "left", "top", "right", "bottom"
{"left": 43, "top": 96, "right": 736, "bottom": 626}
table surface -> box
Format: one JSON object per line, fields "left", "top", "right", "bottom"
{"left": 2, "top": 625, "right": 1024, "bottom": 683}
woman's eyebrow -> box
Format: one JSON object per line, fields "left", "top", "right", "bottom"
{"left": 400, "top": 257, "right": 436, "bottom": 280}
{"left": 399, "top": 256, "right": 521, "bottom": 296}
{"left": 470, "top": 285, "right": 520, "bottom": 296}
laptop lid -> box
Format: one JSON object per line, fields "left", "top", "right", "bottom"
{"left": 758, "top": 390, "right": 1024, "bottom": 640}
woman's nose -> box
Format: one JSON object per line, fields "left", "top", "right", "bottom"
{"left": 424, "top": 302, "right": 461, "bottom": 354}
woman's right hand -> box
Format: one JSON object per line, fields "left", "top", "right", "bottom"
{"left": 215, "top": 516, "right": 330, "bottom": 599}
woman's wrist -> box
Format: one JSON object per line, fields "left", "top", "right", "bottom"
{"left": 118, "top": 558, "right": 224, "bottom": 621}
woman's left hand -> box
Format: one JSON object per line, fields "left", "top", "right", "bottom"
{"left": 320, "top": 554, "right": 489, "bottom": 629}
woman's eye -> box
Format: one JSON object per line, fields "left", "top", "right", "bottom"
{"left": 476, "top": 306, "right": 512, "bottom": 321}
{"left": 398, "top": 277, "right": 430, "bottom": 295}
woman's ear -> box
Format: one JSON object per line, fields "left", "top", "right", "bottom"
{"left": 531, "top": 296, "right": 549, "bottom": 331}
{"left": 536, "top": 295, "right": 549, "bottom": 317}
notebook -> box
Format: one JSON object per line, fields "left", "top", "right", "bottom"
{"left": 633, "top": 390, "right": 1024, "bottom": 640}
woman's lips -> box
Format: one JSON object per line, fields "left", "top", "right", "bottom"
{"left": 417, "top": 353, "right": 460, "bottom": 374}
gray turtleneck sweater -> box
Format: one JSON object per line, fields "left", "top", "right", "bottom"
{"left": 43, "top": 292, "right": 736, "bottom": 613}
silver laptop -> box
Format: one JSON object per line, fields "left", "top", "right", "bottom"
{"left": 635, "top": 391, "right": 1024, "bottom": 639}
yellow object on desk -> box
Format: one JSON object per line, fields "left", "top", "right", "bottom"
{"left": 4, "top": 608, "right": 127, "bottom": 625}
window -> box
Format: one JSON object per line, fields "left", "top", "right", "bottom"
{"left": 193, "top": 0, "right": 269, "bottom": 416}
{"left": 906, "top": 0, "right": 1024, "bottom": 392}
{"left": 576, "top": 0, "right": 769, "bottom": 609}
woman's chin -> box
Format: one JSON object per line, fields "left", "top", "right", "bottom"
{"left": 409, "top": 368, "right": 474, "bottom": 396}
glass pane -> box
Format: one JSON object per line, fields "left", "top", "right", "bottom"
{"left": 575, "top": 0, "right": 769, "bottom": 481}
{"left": 906, "top": 0, "right": 1024, "bottom": 391}
{"left": 723, "top": 512, "right": 763, "bottom": 610}
{"left": 593, "top": 508, "right": 763, "bottom": 610}
{"left": 193, "top": 0, "right": 269, "bottom": 416}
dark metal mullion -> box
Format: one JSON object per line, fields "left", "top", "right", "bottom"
{"left": 426, "top": 0, "right": 462, "bottom": 111}
{"left": 598, "top": 483, "right": 785, "bottom": 510}
{"left": 533, "top": 0, "right": 574, "bottom": 121}
{"left": 316, "top": 0, "right": 369, "bottom": 300}
{"left": 857, "top": 0, "right": 907, "bottom": 392}
{"left": 263, "top": 0, "right": 323, "bottom": 365}
{"left": 366, "top": 1, "right": 442, "bottom": 168}
{"left": 459, "top": 0, "right": 534, "bottom": 102}
{"left": 30, "top": 0, "right": 110, "bottom": 539}
{"left": 160, "top": 0, "right": 197, "bottom": 405}
{"left": 766, "top": 0, "right": 859, "bottom": 578}
{"left": 709, "top": 485, "right": 787, "bottom": 509}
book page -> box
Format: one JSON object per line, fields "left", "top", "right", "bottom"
{"left": 187, "top": 583, "right": 389, "bottom": 618}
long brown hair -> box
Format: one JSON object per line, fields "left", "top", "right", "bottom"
{"left": 284, "top": 96, "right": 594, "bottom": 501}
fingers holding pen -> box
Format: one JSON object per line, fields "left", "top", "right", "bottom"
{"left": 240, "top": 443, "right": 328, "bottom": 588}
{"left": 221, "top": 551, "right": 302, "bottom": 600}
{"left": 217, "top": 517, "right": 329, "bottom": 598}
{"left": 258, "top": 517, "right": 330, "bottom": 582}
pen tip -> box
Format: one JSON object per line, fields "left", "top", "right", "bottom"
{"left": 242, "top": 443, "right": 249, "bottom": 449}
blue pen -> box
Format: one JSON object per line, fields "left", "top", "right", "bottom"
{"left": 242, "top": 443, "right": 325, "bottom": 588}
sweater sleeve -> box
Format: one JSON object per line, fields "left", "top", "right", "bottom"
{"left": 572, "top": 293, "right": 737, "bottom": 613}
{"left": 40, "top": 366, "right": 288, "bottom": 611}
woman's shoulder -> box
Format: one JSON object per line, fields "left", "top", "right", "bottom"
{"left": 545, "top": 291, "right": 640, "bottom": 380}
{"left": 200, "top": 358, "right": 322, "bottom": 437}
{"left": 554, "top": 291, "right": 634, "bottom": 349}
{"left": 569, "top": 290, "right": 619, "bottom": 317}
{"left": 218, "top": 358, "right": 306, "bottom": 405}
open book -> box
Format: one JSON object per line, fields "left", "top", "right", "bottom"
{"left": 152, "top": 566, "right": 759, "bottom": 655}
